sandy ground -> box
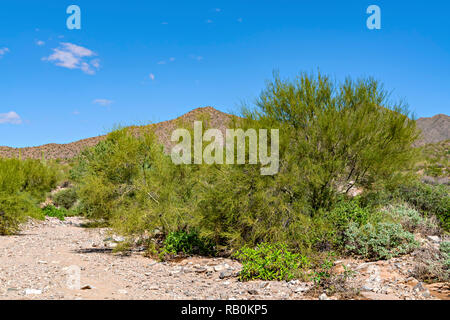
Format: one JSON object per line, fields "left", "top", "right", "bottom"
{"left": 0, "top": 217, "right": 448, "bottom": 300}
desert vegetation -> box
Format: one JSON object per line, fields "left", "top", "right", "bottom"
{"left": 1, "top": 72, "right": 449, "bottom": 291}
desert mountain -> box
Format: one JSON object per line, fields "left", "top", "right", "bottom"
{"left": 0, "top": 107, "right": 234, "bottom": 160}
{"left": 0, "top": 108, "right": 448, "bottom": 160}
{"left": 416, "top": 114, "right": 450, "bottom": 146}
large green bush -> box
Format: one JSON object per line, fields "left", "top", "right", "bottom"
{"left": 0, "top": 158, "right": 60, "bottom": 235}
{"left": 71, "top": 72, "right": 423, "bottom": 264}
{"left": 73, "top": 127, "right": 200, "bottom": 236}
{"left": 0, "top": 158, "right": 58, "bottom": 201}
{"left": 0, "top": 193, "right": 43, "bottom": 235}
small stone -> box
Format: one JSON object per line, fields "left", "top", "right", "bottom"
{"left": 427, "top": 236, "right": 440, "bottom": 243}
{"left": 81, "top": 285, "right": 93, "bottom": 290}
{"left": 214, "top": 265, "right": 225, "bottom": 272}
{"left": 294, "top": 286, "right": 308, "bottom": 293}
{"left": 413, "top": 282, "right": 426, "bottom": 292}
{"left": 319, "top": 293, "right": 329, "bottom": 300}
{"left": 361, "top": 285, "right": 373, "bottom": 292}
{"left": 25, "top": 289, "right": 42, "bottom": 295}
{"left": 247, "top": 289, "right": 259, "bottom": 295}
{"left": 219, "top": 270, "right": 233, "bottom": 279}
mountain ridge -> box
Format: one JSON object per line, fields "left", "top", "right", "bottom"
{"left": 0, "top": 108, "right": 448, "bottom": 160}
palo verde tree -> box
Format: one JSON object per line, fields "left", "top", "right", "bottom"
{"left": 244, "top": 72, "right": 420, "bottom": 213}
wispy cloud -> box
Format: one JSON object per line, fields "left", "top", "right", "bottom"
{"left": 0, "top": 111, "right": 22, "bottom": 125}
{"left": 36, "top": 40, "right": 45, "bottom": 46}
{"left": 206, "top": 19, "right": 213, "bottom": 24}
{"left": 157, "top": 57, "right": 176, "bottom": 65}
{"left": 149, "top": 73, "right": 155, "bottom": 81}
{"left": 43, "top": 43, "right": 100, "bottom": 75}
{"left": 93, "top": 99, "right": 113, "bottom": 106}
{"left": 190, "top": 54, "right": 203, "bottom": 61}
{"left": 0, "top": 47, "right": 10, "bottom": 58}
{"left": 237, "top": 18, "right": 243, "bottom": 23}
{"left": 214, "top": 8, "right": 221, "bottom": 12}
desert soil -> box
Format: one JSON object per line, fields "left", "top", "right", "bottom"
{"left": 0, "top": 217, "right": 448, "bottom": 300}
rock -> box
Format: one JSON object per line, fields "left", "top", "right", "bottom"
{"left": 427, "top": 236, "right": 440, "bottom": 243}
{"left": 319, "top": 293, "right": 329, "bottom": 300}
{"left": 247, "top": 289, "right": 259, "bottom": 295}
{"left": 81, "top": 285, "right": 93, "bottom": 290}
{"left": 25, "top": 289, "right": 42, "bottom": 295}
{"left": 117, "top": 289, "right": 128, "bottom": 294}
{"left": 294, "top": 286, "right": 308, "bottom": 293}
{"left": 214, "top": 265, "right": 226, "bottom": 272}
{"left": 413, "top": 282, "right": 426, "bottom": 292}
{"left": 260, "top": 282, "right": 270, "bottom": 289}
{"left": 219, "top": 270, "right": 233, "bottom": 279}
{"left": 361, "top": 285, "right": 373, "bottom": 292}
{"left": 192, "top": 266, "right": 207, "bottom": 273}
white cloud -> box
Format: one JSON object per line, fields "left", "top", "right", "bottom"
{"left": 0, "top": 111, "right": 22, "bottom": 125}
{"left": 169, "top": 57, "right": 176, "bottom": 62}
{"left": 36, "top": 40, "right": 45, "bottom": 46}
{"left": 157, "top": 60, "right": 166, "bottom": 65}
{"left": 206, "top": 19, "right": 213, "bottom": 24}
{"left": 149, "top": 73, "right": 155, "bottom": 81}
{"left": 0, "top": 47, "right": 10, "bottom": 58}
{"left": 43, "top": 42, "right": 100, "bottom": 74}
{"left": 93, "top": 99, "right": 113, "bottom": 106}
{"left": 190, "top": 55, "right": 203, "bottom": 61}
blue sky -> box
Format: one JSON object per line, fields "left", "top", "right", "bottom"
{"left": 1, "top": 0, "right": 449, "bottom": 147}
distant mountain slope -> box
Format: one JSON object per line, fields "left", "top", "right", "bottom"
{"left": 416, "top": 114, "right": 450, "bottom": 146}
{"left": 0, "top": 108, "right": 448, "bottom": 160}
{"left": 0, "top": 107, "right": 234, "bottom": 160}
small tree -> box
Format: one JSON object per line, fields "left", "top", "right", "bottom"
{"left": 245, "top": 72, "right": 419, "bottom": 213}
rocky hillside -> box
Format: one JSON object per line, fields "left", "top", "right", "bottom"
{"left": 416, "top": 114, "right": 450, "bottom": 146}
{"left": 0, "top": 108, "right": 448, "bottom": 160}
{"left": 0, "top": 107, "right": 234, "bottom": 160}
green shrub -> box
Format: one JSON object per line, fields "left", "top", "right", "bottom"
{"left": 326, "top": 200, "right": 370, "bottom": 231}
{"left": 42, "top": 205, "right": 67, "bottom": 221}
{"left": 343, "top": 221, "right": 418, "bottom": 260}
{"left": 160, "top": 230, "right": 214, "bottom": 257}
{"left": 52, "top": 188, "right": 78, "bottom": 209}
{"left": 0, "top": 193, "right": 42, "bottom": 235}
{"left": 244, "top": 71, "right": 419, "bottom": 212}
{"left": 395, "top": 182, "right": 449, "bottom": 231}
{"left": 0, "top": 158, "right": 59, "bottom": 201}
{"left": 233, "top": 243, "right": 310, "bottom": 281}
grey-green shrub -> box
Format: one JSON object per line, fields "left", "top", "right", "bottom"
{"left": 343, "top": 221, "right": 418, "bottom": 260}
